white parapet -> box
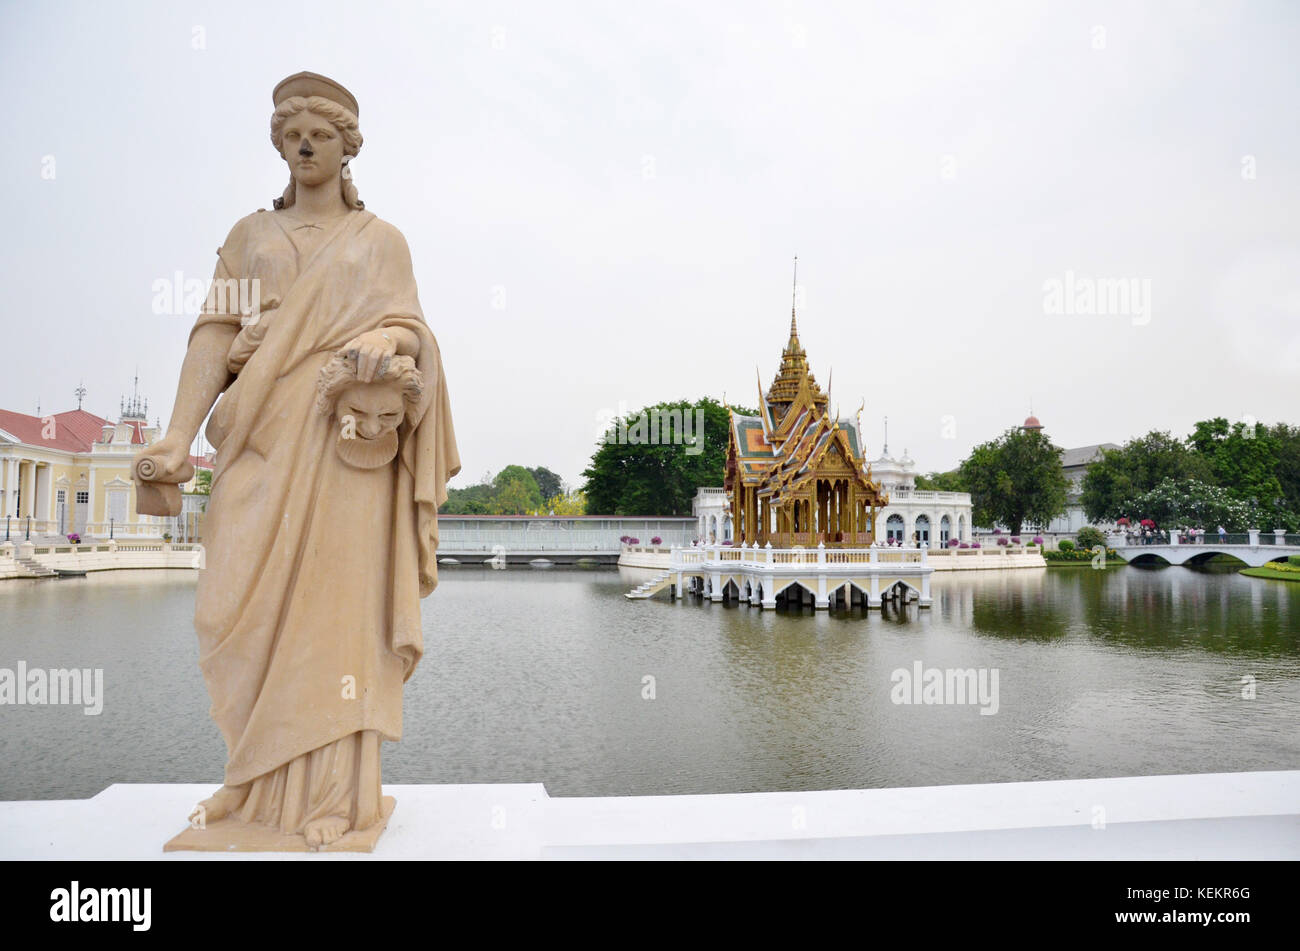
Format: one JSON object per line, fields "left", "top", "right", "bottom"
{"left": 669, "top": 543, "right": 934, "bottom": 609}
{"left": 2, "top": 771, "right": 1296, "bottom": 860}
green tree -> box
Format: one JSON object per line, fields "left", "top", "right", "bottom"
{"left": 1081, "top": 431, "right": 1209, "bottom": 522}
{"left": 958, "top": 427, "right": 1068, "bottom": 534}
{"left": 194, "top": 469, "right": 212, "bottom": 495}
{"left": 1271, "top": 423, "right": 1300, "bottom": 528}
{"left": 1189, "top": 418, "right": 1283, "bottom": 511}
{"left": 528, "top": 466, "right": 563, "bottom": 502}
{"left": 582, "top": 397, "right": 753, "bottom": 516}
{"left": 439, "top": 479, "right": 495, "bottom": 514}
{"left": 491, "top": 478, "right": 536, "bottom": 515}
{"left": 490, "top": 466, "right": 543, "bottom": 514}
{"left": 915, "top": 470, "right": 966, "bottom": 492}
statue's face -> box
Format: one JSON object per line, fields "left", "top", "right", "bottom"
{"left": 280, "top": 109, "right": 345, "bottom": 188}
{"left": 334, "top": 381, "right": 405, "bottom": 469}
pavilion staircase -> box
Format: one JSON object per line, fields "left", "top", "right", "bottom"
{"left": 14, "top": 555, "right": 56, "bottom": 578}
{"left": 625, "top": 569, "right": 674, "bottom": 600}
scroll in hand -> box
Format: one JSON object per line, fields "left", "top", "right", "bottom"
{"left": 133, "top": 454, "right": 196, "bottom": 517}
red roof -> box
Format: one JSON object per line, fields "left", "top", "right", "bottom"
{"left": 0, "top": 408, "right": 114, "bottom": 452}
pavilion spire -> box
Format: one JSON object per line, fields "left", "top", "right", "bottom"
{"left": 789, "top": 255, "right": 799, "bottom": 343}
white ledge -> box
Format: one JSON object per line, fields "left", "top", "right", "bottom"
{"left": 1, "top": 771, "right": 1295, "bottom": 860}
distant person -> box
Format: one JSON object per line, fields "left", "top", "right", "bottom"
{"left": 1218, "top": 524, "right": 1227, "bottom": 543}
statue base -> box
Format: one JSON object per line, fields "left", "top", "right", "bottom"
{"left": 163, "top": 795, "right": 396, "bottom": 853}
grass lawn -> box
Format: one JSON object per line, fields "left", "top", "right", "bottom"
{"left": 1240, "top": 566, "right": 1300, "bottom": 583}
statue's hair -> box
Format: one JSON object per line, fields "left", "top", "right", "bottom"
{"left": 270, "top": 95, "right": 364, "bottom": 210}
{"left": 316, "top": 351, "right": 424, "bottom": 417}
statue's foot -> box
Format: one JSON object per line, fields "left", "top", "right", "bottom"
{"left": 304, "top": 815, "right": 351, "bottom": 850}
{"left": 189, "top": 784, "right": 248, "bottom": 826}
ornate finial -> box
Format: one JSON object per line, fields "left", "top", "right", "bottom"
{"left": 74, "top": 381, "right": 87, "bottom": 411}
{"left": 883, "top": 415, "right": 889, "bottom": 456}
{"left": 790, "top": 255, "right": 799, "bottom": 339}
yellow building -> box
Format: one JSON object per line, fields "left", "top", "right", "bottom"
{"left": 725, "top": 314, "right": 888, "bottom": 547}
{"left": 0, "top": 389, "right": 209, "bottom": 540}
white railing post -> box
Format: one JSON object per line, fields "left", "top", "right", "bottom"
{"left": 1275, "top": 529, "right": 1287, "bottom": 546}
{"left": 817, "top": 541, "right": 825, "bottom": 567}
{"left": 765, "top": 541, "right": 773, "bottom": 565}
{"left": 1248, "top": 528, "right": 1260, "bottom": 546}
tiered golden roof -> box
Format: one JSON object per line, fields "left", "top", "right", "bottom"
{"left": 722, "top": 307, "right": 887, "bottom": 548}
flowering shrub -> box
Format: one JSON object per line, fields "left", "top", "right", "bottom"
{"left": 650, "top": 536, "right": 661, "bottom": 546}
{"left": 627, "top": 537, "right": 640, "bottom": 545}
{"left": 992, "top": 528, "right": 1002, "bottom": 535}
{"left": 1117, "top": 517, "right": 1129, "bottom": 526}
{"left": 997, "top": 537, "right": 1009, "bottom": 546}
{"left": 971, "top": 542, "right": 981, "bottom": 549}
{"left": 619, "top": 535, "right": 629, "bottom": 544}
{"left": 948, "top": 538, "right": 959, "bottom": 547}
{"left": 66, "top": 533, "right": 81, "bottom": 544}
{"left": 1120, "top": 480, "right": 1263, "bottom": 533}
{"left": 1032, "top": 536, "right": 1044, "bottom": 546}
{"left": 1010, "top": 536, "right": 1021, "bottom": 544}
{"left": 959, "top": 542, "right": 970, "bottom": 549}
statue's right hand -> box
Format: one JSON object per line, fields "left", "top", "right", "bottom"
{"left": 135, "top": 434, "right": 191, "bottom": 483}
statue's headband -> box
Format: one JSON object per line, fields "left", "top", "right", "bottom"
{"left": 272, "top": 71, "right": 359, "bottom": 118}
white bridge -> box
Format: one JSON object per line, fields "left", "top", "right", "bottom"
{"left": 1109, "top": 528, "right": 1300, "bottom": 568}
{"left": 629, "top": 543, "right": 934, "bottom": 609}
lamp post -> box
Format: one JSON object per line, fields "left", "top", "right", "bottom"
{"left": 109, "top": 517, "right": 115, "bottom": 540}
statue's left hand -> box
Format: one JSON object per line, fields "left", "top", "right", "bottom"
{"left": 342, "top": 330, "right": 397, "bottom": 382}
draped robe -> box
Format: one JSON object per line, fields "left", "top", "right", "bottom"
{"left": 190, "top": 208, "right": 459, "bottom": 832}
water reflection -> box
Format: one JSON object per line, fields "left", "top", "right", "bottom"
{"left": 2, "top": 565, "right": 1297, "bottom": 800}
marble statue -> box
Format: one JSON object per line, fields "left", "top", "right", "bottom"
{"left": 134, "top": 71, "right": 460, "bottom": 851}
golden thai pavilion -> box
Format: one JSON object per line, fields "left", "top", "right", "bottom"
{"left": 724, "top": 313, "right": 888, "bottom": 547}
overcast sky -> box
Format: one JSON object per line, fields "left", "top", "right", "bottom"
{"left": 4, "top": 0, "right": 1298, "bottom": 491}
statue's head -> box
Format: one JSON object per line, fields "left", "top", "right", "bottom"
{"left": 270, "top": 72, "right": 364, "bottom": 210}
{"left": 316, "top": 352, "right": 424, "bottom": 469}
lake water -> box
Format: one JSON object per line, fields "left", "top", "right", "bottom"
{"left": 2, "top": 565, "right": 1298, "bottom": 801}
